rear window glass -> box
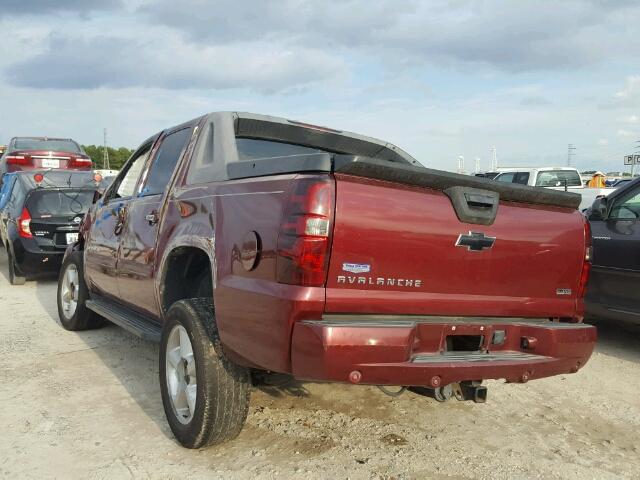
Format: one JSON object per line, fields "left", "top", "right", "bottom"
{"left": 535, "top": 170, "right": 582, "bottom": 187}
{"left": 26, "top": 190, "right": 94, "bottom": 217}
{"left": 236, "top": 138, "right": 329, "bottom": 161}
{"left": 13, "top": 138, "right": 80, "bottom": 153}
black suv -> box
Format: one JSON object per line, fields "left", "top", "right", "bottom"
{"left": 0, "top": 170, "right": 100, "bottom": 284}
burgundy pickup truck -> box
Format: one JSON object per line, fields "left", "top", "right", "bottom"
{"left": 56, "top": 112, "right": 596, "bottom": 449}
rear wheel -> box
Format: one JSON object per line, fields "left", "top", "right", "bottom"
{"left": 160, "top": 298, "right": 251, "bottom": 449}
{"left": 57, "top": 251, "right": 103, "bottom": 330}
{"left": 7, "top": 249, "right": 25, "bottom": 285}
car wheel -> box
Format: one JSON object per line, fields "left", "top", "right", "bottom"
{"left": 7, "top": 249, "right": 26, "bottom": 285}
{"left": 160, "top": 298, "right": 251, "bottom": 449}
{"left": 57, "top": 251, "right": 103, "bottom": 330}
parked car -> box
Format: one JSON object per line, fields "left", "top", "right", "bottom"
{"left": 56, "top": 112, "right": 595, "bottom": 449}
{"left": 0, "top": 170, "right": 100, "bottom": 284}
{"left": 493, "top": 166, "right": 613, "bottom": 210}
{"left": 585, "top": 176, "right": 640, "bottom": 323}
{"left": 609, "top": 178, "right": 632, "bottom": 188}
{"left": 0, "top": 136, "right": 92, "bottom": 176}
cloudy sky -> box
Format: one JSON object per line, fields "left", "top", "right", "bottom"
{"left": 1, "top": 0, "right": 639, "bottom": 172}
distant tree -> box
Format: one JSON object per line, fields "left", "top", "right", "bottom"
{"left": 581, "top": 170, "right": 597, "bottom": 175}
{"left": 82, "top": 145, "right": 134, "bottom": 170}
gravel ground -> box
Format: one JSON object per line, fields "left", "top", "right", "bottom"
{"left": 1, "top": 250, "right": 639, "bottom": 479}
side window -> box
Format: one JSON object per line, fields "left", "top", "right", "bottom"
{"left": 0, "top": 177, "right": 13, "bottom": 210}
{"left": 107, "top": 143, "right": 152, "bottom": 201}
{"left": 186, "top": 122, "right": 216, "bottom": 185}
{"left": 513, "top": 172, "right": 530, "bottom": 185}
{"left": 495, "top": 172, "right": 515, "bottom": 183}
{"left": 8, "top": 180, "right": 25, "bottom": 216}
{"left": 141, "top": 128, "right": 191, "bottom": 196}
{"left": 609, "top": 188, "right": 640, "bottom": 220}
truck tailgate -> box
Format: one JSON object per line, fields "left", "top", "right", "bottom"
{"left": 326, "top": 173, "right": 587, "bottom": 319}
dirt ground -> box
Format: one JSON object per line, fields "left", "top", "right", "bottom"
{"left": 0, "top": 252, "right": 639, "bottom": 479}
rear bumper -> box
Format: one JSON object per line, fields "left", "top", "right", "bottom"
{"left": 12, "top": 240, "right": 64, "bottom": 277}
{"left": 290, "top": 316, "right": 596, "bottom": 387}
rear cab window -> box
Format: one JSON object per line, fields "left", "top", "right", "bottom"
{"left": 495, "top": 172, "right": 530, "bottom": 185}
{"left": 236, "top": 138, "right": 331, "bottom": 161}
{"left": 13, "top": 138, "right": 81, "bottom": 153}
{"left": 535, "top": 170, "right": 582, "bottom": 187}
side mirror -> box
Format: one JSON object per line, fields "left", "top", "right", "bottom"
{"left": 589, "top": 196, "right": 607, "bottom": 220}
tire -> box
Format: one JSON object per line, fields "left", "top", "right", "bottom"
{"left": 7, "top": 249, "right": 26, "bottom": 285}
{"left": 159, "top": 298, "right": 251, "bottom": 449}
{"left": 57, "top": 251, "right": 103, "bottom": 330}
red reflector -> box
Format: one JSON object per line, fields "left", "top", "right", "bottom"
{"left": 18, "top": 207, "right": 32, "bottom": 238}
{"left": 33, "top": 173, "right": 44, "bottom": 184}
{"left": 578, "top": 219, "right": 592, "bottom": 298}
{"left": 276, "top": 177, "right": 334, "bottom": 287}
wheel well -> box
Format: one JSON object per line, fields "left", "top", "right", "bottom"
{"left": 161, "top": 247, "right": 213, "bottom": 314}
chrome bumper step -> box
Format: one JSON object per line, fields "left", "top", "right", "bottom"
{"left": 412, "top": 352, "right": 548, "bottom": 364}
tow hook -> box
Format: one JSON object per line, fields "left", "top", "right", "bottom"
{"left": 455, "top": 381, "right": 487, "bottom": 403}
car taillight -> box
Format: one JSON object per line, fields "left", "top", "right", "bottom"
{"left": 276, "top": 177, "right": 335, "bottom": 286}
{"left": 18, "top": 207, "right": 32, "bottom": 238}
{"left": 69, "top": 155, "right": 92, "bottom": 168}
{"left": 6, "top": 155, "right": 32, "bottom": 166}
{"left": 578, "top": 219, "right": 592, "bottom": 298}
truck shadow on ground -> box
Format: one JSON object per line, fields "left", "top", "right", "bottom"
{"left": 29, "top": 274, "right": 313, "bottom": 445}
{"left": 252, "top": 372, "right": 311, "bottom": 398}
{"left": 31, "top": 277, "right": 174, "bottom": 441}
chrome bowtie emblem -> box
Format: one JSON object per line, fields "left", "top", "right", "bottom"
{"left": 455, "top": 231, "right": 496, "bottom": 251}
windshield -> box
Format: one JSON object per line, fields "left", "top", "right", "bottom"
{"left": 535, "top": 170, "right": 582, "bottom": 187}
{"left": 25, "top": 189, "right": 94, "bottom": 218}
{"left": 13, "top": 138, "right": 81, "bottom": 153}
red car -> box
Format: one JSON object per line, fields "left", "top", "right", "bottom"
{"left": 0, "top": 136, "right": 92, "bottom": 175}
{"left": 56, "top": 112, "right": 596, "bottom": 449}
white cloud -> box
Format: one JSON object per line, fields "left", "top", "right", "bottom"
{"left": 617, "top": 129, "right": 635, "bottom": 137}
{"left": 614, "top": 75, "right": 640, "bottom": 99}
{"left": 597, "top": 138, "right": 609, "bottom": 145}
{"left": 6, "top": 33, "right": 346, "bottom": 93}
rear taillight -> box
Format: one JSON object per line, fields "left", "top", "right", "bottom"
{"left": 18, "top": 207, "right": 32, "bottom": 238}
{"left": 69, "top": 155, "right": 92, "bottom": 168}
{"left": 276, "top": 177, "right": 335, "bottom": 286}
{"left": 578, "top": 219, "right": 592, "bottom": 298}
{"left": 6, "top": 154, "right": 32, "bottom": 166}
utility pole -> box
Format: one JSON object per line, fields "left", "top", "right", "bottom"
{"left": 475, "top": 156, "right": 480, "bottom": 174}
{"left": 458, "top": 155, "right": 465, "bottom": 174}
{"left": 634, "top": 140, "right": 640, "bottom": 178}
{"left": 567, "top": 144, "right": 576, "bottom": 167}
{"left": 103, "top": 128, "right": 110, "bottom": 170}
{"left": 490, "top": 147, "right": 497, "bottom": 170}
